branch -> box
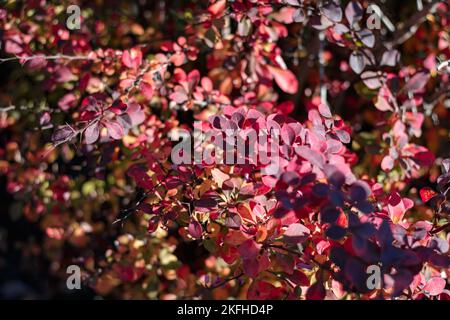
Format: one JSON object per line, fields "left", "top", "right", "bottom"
{"left": 0, "top": 54, "right": 96, "bottom": 64}
{"left": 385, "top": 1, "right": 440, "bottom": 49}
{"left": 207, "top": 272, "right": 244, "bottom": 290}
{"left": 430, "top": 222, "right": 450, "bottom": 234}
{"left": 0, "top": 105, "right": 15, "bottom": 113}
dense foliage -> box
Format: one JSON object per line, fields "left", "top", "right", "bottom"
{"left": 0, "top": 0, "right": 449, "bottom": 300}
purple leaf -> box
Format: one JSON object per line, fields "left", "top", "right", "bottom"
{"left": 330, "top": 247, "right": 349, "bottom": 268}
{"left": 312, "top": 183, "right": 330, "bottom": 197}
{"left": 361, "top": 71, "right": 383, "bottom": 89}
{"left": 224, "top": 214, "right": 242, "bottom": 229}
{"left": 344, "top": 258, "right": 369, "bottom": 292}
{"left": 293, "top": 8, "right": 306, "bottom": 23}
{"left": 330, "top": 190, "right": 344, "bottom": 207}
{"left": 310, "top": 14, "right": 334, "bottom": 31}
{"left": 126, "top": 102, "right": 145, "bottom": 126}
{"left": 326, "top": 225, "right": 347, "bottom": 240}
{"left": 428, "top": 237, "right": 449, "bottom": 254}
{"left": 284, "top": 223, "right": 310, "bottom": 243}
{"left": 402, "top": 71, "right": 430, "bottom": 93}
{"left": 194, "top": 198, "right": 218, "bottom": 212}
{"left": 327, "top": 170, "right": 345, "bottom": 188}
{"left": 345, "top": 1, "right": 363, "bottom": 26}
{"left": 355, "top": 201, "right": 374, "bottom": 214}
{"left": 333, "top": 23, "right": 350, "bottom": 35}
{"left": 356, "top": 29, "right": 375, "bottom": 48}
{"left": 52, "top": 125, "right": 74, "bottom": 143}
{"left": 105, "top": 120, "right": 124, "bottom": 140}
{"left": 282, "top": 171, "right": 301, "bottom": 186}
{"left": 295, "top": 146, "right": 325, "bottom": 168}
{"left": 320, "top": 1, "right": 342, "bottom": 22}
{"left": 84, "top": 123, "right": 100, "bottom": 144}
{"left": 442, "top": 159, "right": 450, "bottom": 173}
{"left": 349, "top": 181, "right": 371, "bottom": 202}
{"left": 318, "top": 103, "right": 332, "bottom": 118}
{"left": 188, "top": 220, "right": 203, "bottom": 239}
{"left": 381, "top": 50, "right": 400, "bottom": 67}
{"left": 39, "top": 112, "right": 51, "bottom": 126}
{"left": 336, "top": 129, "right": 351, "bottom": 144}
{"left": 384, "top": 269, "right": 413, "bottom": 297}
{"left": 320, "top": 207, "right": 340, "bottom": 224}
{"left": 349, "top": 51, "right": 365, "bottom": 74}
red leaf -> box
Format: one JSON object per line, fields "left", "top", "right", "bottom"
{"left": 238, "top": 239, "right": 261, "bottom": 260}
{"left": 268, "top": 65, "right": 298, "bottom": 94}
{"left": 272, "top": 7, "right": 297, "bottom": 24}
{"left": 104, "top": 120, "right": 124, "bottom": 140}
{"left": 109, "top": 100, "right": 127, "bottom": 115}
{"left": 413, "top": 150, "right": 435, "bottom": 167}
{"left": 375, "top": 95, "right": 394, "bottom": 112}
{"left": 295, "top": 146, "right": 325, "bottom": 168}
{"left": 211, "top": 168, "right": 230, "bottom": 188}
{"left": 284, "top": 223, "right": 310, "bottom": 243}
{"left": 188, "top": 220, "right": 203, "bottom": 239}
{"left": 58, "top": 93, "right": 78, "bottom": 111}
{"left": 306, "top": 280, "right": 326, "bottom": 300}
{"left": 289, "top": 270, "right": 310, "bottom": 286}
{"left": 126, "top": 102, "right": 145, "bottom": 126}
{"left": 419, "top": 187, "right": 437, "bottom": 203}
{"left": 277, "top": 101, "right": 294, "bottom": 115}
{"left": 208, "top": 0, "right": 226, "bottom": 16}
{"left": 423, "top": 277, "right": 446, "bottom": 296}
{"left": 281, "top": 124, "right": 296, "bottom": 145}
{"left": 381, "top": 155, "right": 395, "bottom": 172}
{"left": 147, "top": 216, "right": 159, "bottom": 233}
{"left": 139, "top": 82, "right": 153, "bottom": 100}
{"left": 122, "top": 48, "right": 142, "bottom": 69}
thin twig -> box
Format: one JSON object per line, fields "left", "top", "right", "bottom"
{"left": 207, "top": 272, "right": 244, "bottom": 290}
{"left": 430, "top": 222, "right": 450, "bottom": 234}
{"left": 0, "top": 54, "right": 96, "bottom": 63}
{"left": 385, "top": 1, "right": 440, "bottom": 49}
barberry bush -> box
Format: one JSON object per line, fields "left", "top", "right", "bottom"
{"left": 0, "top": 0, "right": 449, "bottom": 300}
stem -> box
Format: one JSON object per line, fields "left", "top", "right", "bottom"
{"left": 207, "top": 272, "right": 244, "bottom": 290}
{"left": 0, "top": 54, "right": 96, "bottom": 63}
{"left": 430, "top": 222, "right": 450, "bottom": 234}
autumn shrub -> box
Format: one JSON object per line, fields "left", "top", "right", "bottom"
{"left": 0, "top": 0, "right": 449, "bottom": 300}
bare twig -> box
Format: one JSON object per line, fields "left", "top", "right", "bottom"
{"left": 0, "top": 54, "right": 96, "bottom": 64}
{"left": 385, "top": 1, "right": 440, "bottom": 49}
{"left": 430, "top": 222, "right": 450, "bottom": 234}
{"left": 207, "top": 272, "right": 244, "bottom": 290}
